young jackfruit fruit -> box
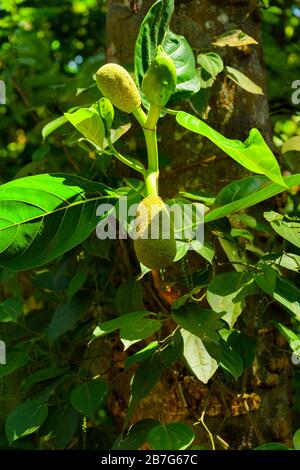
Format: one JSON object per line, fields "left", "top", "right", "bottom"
{"left": 142, "top": 46, "right": 177, "bottom": 107}
{"left": 133, "top": 196, "right": 176, "bottom": 270}
{"left": 96, "top": 63, "right": 141, "bottom": 113}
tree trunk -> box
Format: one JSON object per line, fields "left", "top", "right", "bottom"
{"left": 104, "top": 0, "right": 293, "bottom": 449}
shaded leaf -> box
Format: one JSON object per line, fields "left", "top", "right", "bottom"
{"left": 70, "top": 380, "right": 107, "bottom": 418}
{"left": 5, "top": 400, "right": 48, "bottom": 444}
{"left": 147, "top": 423, "right": 195, "bottom": 450}
{"left": 113, "top": 419, "right": 159, "bottom": 450}
{"left": 48, "top": 294, "right": 90, "bottom": 343}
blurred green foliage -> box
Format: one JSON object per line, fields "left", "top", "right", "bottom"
{"left": 0, "top": 0, "right": 106, "bottom": 181}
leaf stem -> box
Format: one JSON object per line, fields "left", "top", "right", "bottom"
{"left": 107, "top": 136, "right": 146, "bottom": 175}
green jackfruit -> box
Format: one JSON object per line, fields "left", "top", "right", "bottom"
{"left": 133, "top": 196, "right": 177, "bottom": 270}
{"left": 142, "top": 46, "right": 177, "bottom": 107}
{"left": 96, "top": 63, "right": 141, "bottom": 113}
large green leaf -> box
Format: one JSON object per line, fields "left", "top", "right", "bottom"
{"left": 264, "top": 211, "right": 300, "bottom": 248}
{"left": 70, "top": 380, "right": 107, "bottom": 418}
{"left": 163, "top": 31, "right": 200, "bottom": 102}
{"left": 205, "top": 173, "right": 300, "bottom": 223}
{"left": 147, "top": 423, "right": 195, "bottom": 450}
{"left": 0, "top": 174, "right": 115, "bottom": 271}
{"left": 134, "top": 0, "right": 174, "bottom": 90}
{"left": 5, "top": 399, "right": 48, "bottom": 444}
{"left": 180, "top": 329, "right": 220, "bottom": 383}
{"left": 176, "top": 111, "right": 285, "bottom": 186}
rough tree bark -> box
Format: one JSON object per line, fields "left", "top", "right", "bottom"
{"left": 100, "top": 0, "right": 294, "bottom": 449}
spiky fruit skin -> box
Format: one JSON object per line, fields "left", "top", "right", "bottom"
{"left": 133, "top": 196, "right": 176, "bottom": 270}
{"left": 96, "top": 63, "right": 141, "bottom": 113}
{"left": 142, "top": 46, "right": 177, "bottom": 107}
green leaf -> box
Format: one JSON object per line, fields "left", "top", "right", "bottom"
{"left": 54, "top": 407, "right": 79, "bottom": 450}
{"left": 67, "top": 268, "right": 87, "bottom": 300}
{"left": 113, "top": 419, "right": 159, "bottom": 450}
{"left": 0, "top": 297, "right": 22, "bottom": 323}
{"left": 115, "top": 277, "right": 144, "bottom": 314}
{"left": 125, "top": 341, "right": 159, "bottom": 368}
{"left": 207, "top": 272, "right": 256, "bottom": 327}
{"left": 255, "top": 263, "right": 277, "bottom": 295}
{"left": 48, "top": 294, "right": 91, "bottom": 343}
{"left": 22, "top": 367, "right": 69, "bottom": 390}
{"left": 214, "top": 176, "right": 269, "bottom": 206}
{"left": 120, "top": 317, "right": 162, "bottom": 350}
{"left": 192, "top": 241, "right": 215, "bottom": 263}
{"left": 0, "top": 349, "right": 29, "bottom": 378}
{"left": 225, "top": 66, "right": 263, "bottom": 95}
{"left": 293, "top": 429, "right": 300, "bottom": 450}
{"left": 70, "top": 380, "right": 107, "bottom": 418}
{"left": 226, "top": 330, "right": 255, "bottom": 370}
{"left": 91, "top": 311, "right": 156, "bottom": 341}
{"left": 282, "top": 136, "right": 300, "bottom": 154}
{"left": 180, "top": 329, "right": 220, "bottom": 383}
{"left": 274, "top": 322, "right": 299, "bottom": 348}
{"left": 264, "top": 212, "right": 300, "bottom": 248}
{"left": 212, "top": 29, "right": 258, "bottom": 47}
{"left": 134, "top": 0, "right": 174, "bottom": 91}
{"left": 0, "top": 174, "right": 114, "bottom": 271}
{"left": 197, "top": 52, "right": 224, "bottom": 80}
{"left": 272, "top": 276, "right": 300, "bottom": 320}
{"left": 176, "top": 111, "right": 284, "bottom": 186}
{"left": 205, "top": 173, "right": 300, "bottom": 223}
{"left": 65, "top": 104, "right": 105, "bottom": 149}
{"left": 163, "top": 31, "right": 200, "bottom": 102}
{"left": 263, "top": 253, "right": 300, "bottom": 272}
{"left": 254, "top": 443, "right": 290, "bottom": 450}
{"left": 5, "top": 400, "right": 48, "bottom": 444}
{"left": 127, "top": 352, "right": 164, "bottom": 420}
{"left": 99, "top": 97, "right": 114, "bottom": 133}
{"left": 42, "top": 115, "right": 68, "bottom": 141}
{"left": 220, "top": 340, "right": 243, "bottom": 378}
{"left": 172, "top": 305, "right": 224, "bottom": 343}
{"left": 147, "top": 423, "right": 195, "bottom": 450}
